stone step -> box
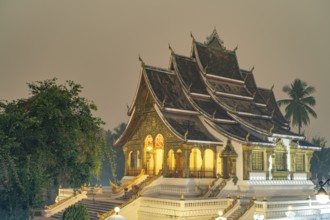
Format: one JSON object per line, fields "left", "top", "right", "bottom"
{"left": 51, "top": 199, "right": 121, "bottom": 220}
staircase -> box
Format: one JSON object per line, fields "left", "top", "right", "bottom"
{"left": 51, "top": 189, "right": 123, "bottom": 220}
{"left": 117, "top": 175, "right": 154, "bottom": 201}
{"left": 208, "top": 179, "right": 227, "bottom": 198}
{"left": 225, "top": 198, "right": 254, "bottom": 220}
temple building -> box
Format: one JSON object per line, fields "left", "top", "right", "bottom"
{"left": 48, "top": 30, "right": 329, "bottom": 220}
{"left": 115, "top": 29, "right": 319, "bottom": 185}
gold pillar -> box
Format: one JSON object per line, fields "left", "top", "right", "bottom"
{"left": 183, "top": 149, "right": 191, "bottom": 178}
{"left": 201, "top": 149, "right": 205, "bottom": 177}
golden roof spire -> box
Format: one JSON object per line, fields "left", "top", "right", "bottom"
{"left": 184, "top": 129, "right": 189, "bottom": 142}
{"left": 271, "top": 84, "right": 274, "bottom": 90}
{"left": 245, "top": 133, "right": 250, "bottom": 142}
{"left": 250, "top": 65, "right": 255, "bottom": 72}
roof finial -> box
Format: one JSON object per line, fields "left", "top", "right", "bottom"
{"left": 188, "top": 82, "right": 193, "bottom": 92}
{"left": 250, "top": 65, "right": 255, "bottom": 72}
{"left": 244, "top": 73, "right": 249, "bottom": 82}
{"left": 126, "top": 104, "right": 130, "bottom": 116}
{"left": 203, "top": 64, "right": 209, "bottom": 73}
{"left": 269, "top": 124, "right": 275, "bottom": 134}
{"left": 168, "top": 43, "right": 174, "bottom": 54}
{"left": 184, "top": 129, "right": 189, "bottom": 142}
{"left": 138, "top": 55, "right": 145, "bottom": 67}
{"left": 161, "top": 95, "right": 167, "bottom": 108}
{"left": 271, "top": 109, "right": 275, "bottom": 117}
{"left": 252, "top": 91, "right": 257, "bottom": 99}
{"left": 271, "top": 84, "right": 274, "bottom": 90}
{"left": 245, "top": 133, "right": 250, "bottom": 142}
{"left": 190, "top": 32, "right": 196, "bottom": 42}
{"left": 233, "top": 45, "right": 238, "bottom": 52}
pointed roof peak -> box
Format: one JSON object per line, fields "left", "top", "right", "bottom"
{"left": 138, "top": 55, "right": 145, "bottom": 67}
{"left": 205, "top": 27, "right": 225, "bottom": 48}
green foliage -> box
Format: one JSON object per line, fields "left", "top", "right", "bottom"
{"left": 277, "top": 79, "right": 317, "bottom": 134}
{"left": 0, "top": 79, "right": 104, "bottom": 219}
{"left": 61, "top": 204, "right": 90, "bottom": 220}
{"left": 310, "top": 137, "right": 330, "bottom": 182}
{"left": 102, "top": 123, "right": 126, "bottom": 184}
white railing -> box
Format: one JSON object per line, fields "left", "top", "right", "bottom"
{"left": 292, "top": 172, "right": 307, "bottom": 180}
{"left": 56, "top": 188, "right": 74, "bottom": 202}
{"left": 247, "top": 179, "right": 313, "bottom": 185}
{"left": 249, "top": 172, "right": 267, "bottom": 180}
{"left": 44, "top": 191, "right": 88, "bottom": 217}
{"left": 138, "top": 197, "right": 232, "bottom": 218}
{"left": 254, "top": 199, "right": 330, "bottom": 219}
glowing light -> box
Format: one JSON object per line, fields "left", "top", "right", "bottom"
{"left": 114, "top": 207, "right": 120, "bottom": 215}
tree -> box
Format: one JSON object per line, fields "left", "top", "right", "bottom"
{"left": 277, "top": 79, "right": 317, "bottom": 134}
{"left": 61, "top": 204, "right": 90, "bottom": 220}
{"left": 0, "top": 79, "right": 104, "bottom": 219}
{"left": 102, "top": 123, "right": 126, "bottom": 185}
{"left": 310, "top": 136, "right": 330, "bottom": 182}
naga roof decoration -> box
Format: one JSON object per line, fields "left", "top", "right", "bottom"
{"left": 115, "top": 30, "right": 318, "bottom": 149}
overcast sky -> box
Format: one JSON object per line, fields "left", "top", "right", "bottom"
{"left": 0, "top": 0, "right": 329, "bottom": 143}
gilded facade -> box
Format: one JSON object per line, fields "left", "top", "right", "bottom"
{"left": 115, "top": 29, "right": 319, "bottom": 182}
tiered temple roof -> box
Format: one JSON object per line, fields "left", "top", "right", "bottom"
{"left": 116, "top": 29, "right": 317, "bottom": 149}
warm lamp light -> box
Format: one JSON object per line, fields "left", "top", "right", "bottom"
{"left": 316, "top": 187, "right": 329, "bottom": 204}
{"left": 218, "top": 210, "right": 223, "bottom": 216}
{"left": 147, "top": 146, "right": 152, "bottom": 151}
{"left": 114, "top": 207, "right": 120, "bottom": 215}
{"left": 316, "top": 179, "right": 330, "bottom": 204}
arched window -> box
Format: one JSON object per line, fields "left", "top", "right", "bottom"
{"left": 204, "top": 149, "right": 214, "bottom": 177}
{"left": 155, "top": 134, "right": 164, "bottom": 149}
{"left": 189, "top": 148, "right": 202, "bottom": 177}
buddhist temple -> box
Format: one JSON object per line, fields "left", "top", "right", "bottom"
{"left": 48, "top": 29, "right": 330, "bottom": 220}
{"left": 115, "top": 29, "right": 319, "bottom": 184}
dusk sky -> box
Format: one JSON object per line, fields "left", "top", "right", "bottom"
{"left": 0, "top": 1, "right": 329, "bottom": 143}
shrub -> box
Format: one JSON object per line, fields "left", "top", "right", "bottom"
{"left": 61, "top": 203, "right": 90, "bottom": 220}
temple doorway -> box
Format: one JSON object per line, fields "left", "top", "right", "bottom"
{"left": 221, "top": 140, "right": 238, "bottom": 179}
{"left": 175, "top": 149, "right": 184, "bottom": 177}
{"left": 154, "top": 134, "right": 164, "bottom": 175}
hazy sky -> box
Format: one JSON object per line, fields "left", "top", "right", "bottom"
{"left": 0, "top": 1, "right": 329, "bottom": 142}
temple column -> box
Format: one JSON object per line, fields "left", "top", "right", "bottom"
{"left": 183, "top": 149, "right": 191, "bottom": 178}
{"left": 265, "top": 150, "right": 272, "bottom": 180}
{"left": 201, "top": 149, "right": 205, "bottom": 178}
{"left": 213, "top": 148, "right": 217, "bottom": 178}
{"left": 152, "top": 151, "right": 156, "bottom": 175}
{"left": 305, "top": 151, "right": 313, "bottom": 179}
{"left": 163, "top": 148, "right": 169, "bottom": 176}
{"left": 263, "top": 149, "right": 268, "bottom": 173}
{"left": 290, "top": 150, "right": 297, "bottom": 180}
{"left": 123, "top": 147, "right": 129, "bottom": 176}
{"left": 243, "top": 149, "right": 251, "bottom": 180}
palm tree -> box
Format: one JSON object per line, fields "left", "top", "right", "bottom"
{"left": 310, "top": 136, "right": 329, "bottom": 182}
{"left": 277, "top": 79, "right": 317, "bottom": 134}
